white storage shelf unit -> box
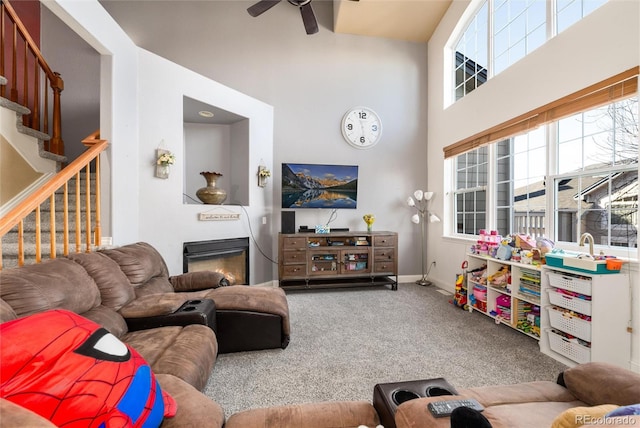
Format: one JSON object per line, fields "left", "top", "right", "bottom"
{"left": 466, "top": 254, "right": 542, "bottom": 340}
{"left": 540, "top": 266, "right": 631, "bottom": 369}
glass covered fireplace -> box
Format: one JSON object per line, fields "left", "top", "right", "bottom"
{"left": 183, "top": 237, "right": 249, "bottom": 285}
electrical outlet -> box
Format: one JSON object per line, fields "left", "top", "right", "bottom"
{"left": 262, "top": 216, "right": 267, "bottom": 225}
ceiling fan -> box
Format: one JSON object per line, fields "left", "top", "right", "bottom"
{"left": 247, "top": 0, "right": 319, "bottom": 35}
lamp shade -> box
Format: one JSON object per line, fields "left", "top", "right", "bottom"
{"left": 429, "top": 213, "right": 441, "bottom": 223}
{"left": 423, "top": 191, "right": 434, "bottom": 201}
{"left": 411, "top": 214, "right": 420, "bottom": 224}
{"left": 407, "top": 197, "right": 416, "bottom": 207}
{"left": 413, "top": 190, "right": 423, "bottom": 201}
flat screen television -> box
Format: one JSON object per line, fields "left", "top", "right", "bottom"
{"left": 282, "top": 163, "right": 358, "bottom": 209}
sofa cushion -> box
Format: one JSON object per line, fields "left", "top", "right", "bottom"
{"left": 562, "top": 362, "right": 640, "bottom": 407}
{"left": 0, "top": 298, "right": 17, "bottom": 323}
{"left": 123, "top": 324, "right": 217, "bottom": 391}
{"left": 67, "top": 251, "right": 135, "bottom": 310}
{"left": 205, "top": 285, "right": 291, "bottom": 337}
{"left": 225, "top": 401, "right": 380, "bottom": 428}
{"left": 0, "top": 259, "right": 101, "bottom": 317}
{"left": 100, "top": 242, "right": 174, "bottom": 297}
{"left": 551, "top": 404, "right": 619, "bottom": 428}
{"left": 81, "top": 305, "right": 129, "bottom": 338}
{"left": 155, "top": 374, "right": 225, "bottom": 428}
{"left": 459, "top": 381, "right": 577, "bottom": 406}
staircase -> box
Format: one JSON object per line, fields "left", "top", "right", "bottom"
{"left": 0, "top": 0, "right": 107, "bottom": 271}
{"left": 1, "top": 175, "right": 97, "bottom": 269}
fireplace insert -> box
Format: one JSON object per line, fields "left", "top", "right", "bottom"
{"left": 183, "top": 237, "right": 249, "bottom": 285}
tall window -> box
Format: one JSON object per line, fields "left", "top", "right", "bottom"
{"left": 554, "top": 97, "right": 638, "bottom": 248}
{"left": 454, "top": 0, "right": 607, "bottom": 102}
{"left": 451, "top": 95, "right": 638, "bottom": 251}
{"left": 557, "top": 0, "right": 608, "bottom": 34}
{"left": 454, "top": 147, "right": 488, "bottom": 234}
{"left": 495, "top": 128, "right": 547, "bottom": 238}
{"left": 454, "top": 2, "right": 488, "bottom": 101}
{"left": 493, "top": 0, "right": 546, "bottom": 75}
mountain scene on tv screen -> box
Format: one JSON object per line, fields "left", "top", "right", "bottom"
{"left": 282, "top": 163, "right": 358, "bottom": 208}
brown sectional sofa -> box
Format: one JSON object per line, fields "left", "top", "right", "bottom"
{"left": 1, "top": 241, "right": 640, "bottom": 428}
{"left": 0, "top": 241, "right": 292, "bottom": 427}
{"left": 390, "top": 362, "right": 640, "bottom": 428}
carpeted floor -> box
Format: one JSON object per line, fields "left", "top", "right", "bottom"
{"left": 204, "top": 283, "right": 568, "bottom": 418}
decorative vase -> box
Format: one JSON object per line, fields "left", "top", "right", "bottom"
{"left": 196, "top": 171, "right": 227, "bottom": 204}
{"left": 363, "top": 214, "right": 375, "bottom": 232}
{"left": 155, "top": 164, "right": 170, "bottom": 179}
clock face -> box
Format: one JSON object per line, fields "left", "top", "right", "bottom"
{"left": 341, "top": 107, "right": 382, "bottom": 149}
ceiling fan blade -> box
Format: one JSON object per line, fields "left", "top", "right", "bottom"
{"left": 299, "top": 2, "right": 318, "bottom": 35}
{"left": 247, "top": 0, "right": 281, "bottom": 17}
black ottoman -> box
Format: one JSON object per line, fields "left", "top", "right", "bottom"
{"left": 373, "top": 377, "right": 458, "bottom": 428}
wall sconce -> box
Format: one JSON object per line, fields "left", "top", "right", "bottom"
{"left": 155, "top": 149, "right": 175, "bottom": 179}
{"left": 407, "top": 190, "right": 441, "bottom": 286}
{"left": 258, "top": 165, "right": 271, "bottom": 187}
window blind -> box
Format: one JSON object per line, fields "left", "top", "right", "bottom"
{"left": 443, "top": 67, "right": 639, "bottom": 159}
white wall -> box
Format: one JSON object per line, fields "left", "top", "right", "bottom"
{"left": 98, "top": 0, "right": 431, "bottom": 283}
{"left": 136, "top": 49, "right": 274, "bottom": 279}
{"left": 43, "top": 1, "right": 274, "bottom": 282}
{"left": 427, "top": 0, "right": 640, "bottom": 370}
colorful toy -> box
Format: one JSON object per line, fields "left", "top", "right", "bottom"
{"left": 0, "top": 310, "right": 176, "bottom": 427}
{"left": 536, "top": 236, "right": 555, "bottom": 255}
{"left": 495, "top": 237, "right": 513, "bottom": 260}
{"left": 451, "top": 273, "right": 469, "bottom": 310}
{"left": 487, "top": 265, "right": 510, "bottom": 286}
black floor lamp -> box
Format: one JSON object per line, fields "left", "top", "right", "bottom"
{"left": 407, "top": 190, "right": 440, "bottom": 286}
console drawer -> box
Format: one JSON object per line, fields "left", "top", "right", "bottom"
{"left": 374, "top": 235, "right": 396, "bottom": 248}
{"left": 282, "top": 264, "right": 306, "bottom": 277}
{"left": 374, "top": 248, "right": 395, "bottom": 261}
{"left": 282, "top": 237, "right": 306, "bottom": 250}
{"left": 282, "top": 251, "right": 305, "bottom": 264}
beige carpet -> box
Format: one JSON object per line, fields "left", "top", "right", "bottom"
{"left": 204, "top": 283, "right": 568, "bottom": 418}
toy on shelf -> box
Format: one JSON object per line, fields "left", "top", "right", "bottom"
{"left": 488, "top": 265, "right": 510, "bottom": 287}
{"left": 495, "top": 237, "right": 513, "bottom": 261}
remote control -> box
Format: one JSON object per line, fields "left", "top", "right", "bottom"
{"left": 427, "top": 398, "right": 484, "bottom": 418}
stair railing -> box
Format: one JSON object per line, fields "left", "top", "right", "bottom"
{"left": 0, "top": 131, "right": 107, "bottom": 270}
{"left": 1, "top": 0, "right": 64, "bottom": 155}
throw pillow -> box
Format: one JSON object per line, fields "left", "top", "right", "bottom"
{"left": 551, "top": 405, "right": 619, "bottom": 428}
{"left": 0, "top": 309, "right": 176, "bottom": 427}
{"left": 606, "top": 404, "right": 640, "bottom": 417}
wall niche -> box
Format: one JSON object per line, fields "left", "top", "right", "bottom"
{"left": 183, "top": 96, "right": 250, "bottom": 206}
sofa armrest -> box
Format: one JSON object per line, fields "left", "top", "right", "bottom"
{"left": 119, "top": 294, "right": 189, "bottom": 318}
{"left": 561, "top": 362, "right": 640, "bottom": 406}
{"left": 0, "top": 399, "right": 58, "bottom": 427}
{"left": 123, "top": 298, "right": 216, "bottom": 332}
{"left": 169, "top": 271, "right": 229, "bottom": 292}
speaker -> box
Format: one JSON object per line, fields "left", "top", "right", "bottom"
{"left": 281, "top": 211, "right": 296, "bottom": 234}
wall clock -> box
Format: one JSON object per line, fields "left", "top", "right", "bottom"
{"left": 341, "top": 106, "right": 382, "bottom": 149}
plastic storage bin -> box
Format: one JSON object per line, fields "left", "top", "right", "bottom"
{"left": 548, "top": 330, "right": 591, "bottom": 364}
{"left": 547, "top": 271, "right": 592, "bottom": 296}
{"left": 547, "top": 288, "right": 592, "bottom": 316}
{"left": 547, "top": 306, "right": 591, "bottom": 341}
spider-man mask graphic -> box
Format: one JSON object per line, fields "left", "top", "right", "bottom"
{"left": 0, "top": 309, "right": 177, "bottom": 427}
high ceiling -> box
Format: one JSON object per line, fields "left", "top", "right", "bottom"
{"left": 333, "top": 0, "right": 452, "bottom": 43}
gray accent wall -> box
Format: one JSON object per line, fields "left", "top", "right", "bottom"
{"left": 42, "top": 0, "right": 430, "bottom": 282}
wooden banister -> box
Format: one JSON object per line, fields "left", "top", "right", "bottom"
{"left": 1, "top": 0, "right": 64, "bottom": 155}
{"left": 0, "top": 132, "right": 108, "bottom": 270}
